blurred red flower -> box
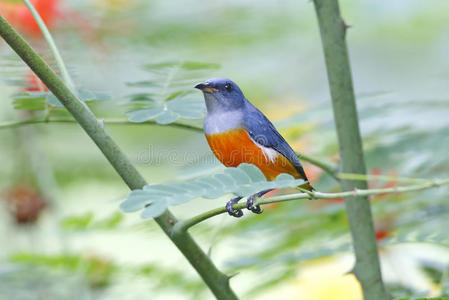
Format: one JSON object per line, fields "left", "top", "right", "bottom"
{"left": 0, "top": 0, "right": 61, "bottom": 37}
{"left": 25, "top": 71, "right": 49, "bottom": 91}
{"left": 375, "top": 228, "right": 389, "bottom": 241}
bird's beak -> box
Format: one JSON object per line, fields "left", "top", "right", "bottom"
{"left": 194, "top": 82, "right": 218, "bottom": 93}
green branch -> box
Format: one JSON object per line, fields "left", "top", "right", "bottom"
{"left": 22, "top": 0, "right": 75, "bottom": 91}
{"left": 312, "top": 0, "right": 390, "bottom": 299}
{"left": 174, "top": 178, "right": 449, "bottom": 232}
{"left": 0, "top": 14, "right": 238, "bottom": 300}
{"left": 296, "top": 151, "right": 339, "bottom": 180}
{"left": 0, "top": 118, "right": 203, "bottom": 132}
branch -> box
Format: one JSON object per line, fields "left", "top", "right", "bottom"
{"left": 0, "top": 118, "right": 203, "bottom": 132}
{"left": 312, "top": 0, "right": 389, "bottom": 299}
{"left": 174, "top": 178, "right": 449, "bottom": 232}
{"left": 0, "top": 117, "right": 339, "bottom": 179}
{"left": 296, "top": 151, "right": 339, "bottom": 180}
{"left": 0, "top": 15, "right": 238, "bottom": 300}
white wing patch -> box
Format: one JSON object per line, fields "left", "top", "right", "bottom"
{"left": 249, "top": 135, "right": 279, "bottom": 163}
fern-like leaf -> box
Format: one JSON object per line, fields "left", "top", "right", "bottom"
{"left": 124, "top": 60, "right": 219, "bottom": 125}
{"left": 120, "top": 163, "right": 304, "bottom": 219}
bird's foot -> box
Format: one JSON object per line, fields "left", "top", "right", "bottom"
{"left": 246, "top": 194, "right": 263, "bottom": 214}
{"left": 226, "top": 196, "right": 243, "bottom": 218}
{"left": 246, "top": 189, "right": 274, "bottom": 214}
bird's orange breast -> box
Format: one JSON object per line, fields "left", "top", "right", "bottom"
{"left": 205, "top": 128, "right": 300, "bottom": 181}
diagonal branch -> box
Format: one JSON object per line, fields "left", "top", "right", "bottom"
{"left": 0, "top": 14, "right": 238, "bottom": 300}
{"left": 174, "top": 178, "right": 449, "bottom": 232}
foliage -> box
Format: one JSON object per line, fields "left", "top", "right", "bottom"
{"left": 10, "top": 253, "right": 116, "bottom": 289}
{"left": 120, "top": 163, "right": 305, "bottom": 218}
{"left": 60, "top": 212, "right": 124, "bottom": 231}
{"left": 5, "top": 252, "right": 206, "bottom": 298}
{"left": 124, "top": 61, "right": 218, "bottom": 124}
{"left": 11, "top": 89, "right": 110, "bottom": 109}
{"left": 0, "top": 55, "right": 109, "bottom": 111}
{"left": 1, "top": 1, "right": 449, "bottom": 299}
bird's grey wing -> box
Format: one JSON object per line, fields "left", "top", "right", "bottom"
{"left": 243, "top": 104, "right": 309, "bottom": 180}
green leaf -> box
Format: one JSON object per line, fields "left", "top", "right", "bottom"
{"left": 120, "top": 190, "right": 153, "bottom": 212}
{"left": 128, "top": 93, "right": 156, "bottom": 103}
{"left": 155, "top": 109, "right": 179, "bottom": 124}
{"left": 127, "top": 106, "right": 164, "bottom": 122}
{"left": 224, "top": 167, "right": 252, "bottom": 185}
{"left": 126, "top": 80, "right": 160, "bottom": 87}
{"left": 125, "top": 98, "right": 205, "bottom": 124}
{"left": 60, "top": 213, "right": 94, "bottom": 230}
{"left": 143, "top": 61, "right": 179, "bottom": 70}
{"left": 46, "top": 93, "right": 63, "bottom": 107}
{"left": 12, "top": 92, "right": 46, "bottom": 110}
{"left": 120, "top": 164, "right": 305, "bottom": 219}
{"left": 140, "top": 198, "right": 168, "bottom": 219}
{"left": 165, "top": 90, "right": 193, "bottom": 101}
{"left": 78, "top": 89, "right": 110, "bottom": 102}
{"left": 11, "top": 87, "right": 110, "bottom": 111}
{"left": 167, "top": 98, "right": 206, "bottom": 119}
{"left": 180, "top": 61, "right": 220, "bottom": 70}
{"left": 124, "top": 60, "right": 215, "bottom": 124}
{"left": 237, "top": 163, "right": 266, "bottom": 182}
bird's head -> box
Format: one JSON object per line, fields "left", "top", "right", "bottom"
{"left": 195, "top": 78, "right": 245, "bottom": 113}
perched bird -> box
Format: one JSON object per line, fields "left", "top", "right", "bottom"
{"left": 195, "top": 78, "right": 313, "bottom": 217}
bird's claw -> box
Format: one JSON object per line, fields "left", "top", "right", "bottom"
{"left": 226, "top": 197, "right": 243, "bottom": 218}
{"left": 246, "top": 195, "right": 263, "bottom": 214}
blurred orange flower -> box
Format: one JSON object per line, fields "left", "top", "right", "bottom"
{"left": 0, "top": 0, "right": 61, "bottom": 37}
{"left": 3, "top": 185, "right": 47, "bottom": 224}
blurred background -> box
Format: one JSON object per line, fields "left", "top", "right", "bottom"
{"left": 1, "top": 0, "right": 449, "bottom": 299}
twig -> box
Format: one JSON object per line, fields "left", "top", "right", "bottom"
{"left": 296, "top": 151, "right": 339, "bottom": 180}
{"left": 174, "top": 178, "right": 449, "bottom": 232}
{"left": 22, "top": 0, "right": 75, "bottom": 91}
{"left": 0, "top": 118, "right": 203, "bottom": 132}
{"left": 338, "top": 173, "right": 430, "bottom": 184}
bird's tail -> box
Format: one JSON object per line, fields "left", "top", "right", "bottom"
{"left": 298, "top": 181, "right": 314, "bottom": 192}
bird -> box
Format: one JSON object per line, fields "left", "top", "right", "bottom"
{"left": 195, "top": 78, "right": 313, "bottom": 217}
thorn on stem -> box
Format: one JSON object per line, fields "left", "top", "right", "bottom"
{"left": 341, "top": 18, "right": 351, "bottom": 37}
{"left": 227, "top": 272, "right": 240, "bottom": 280}
{"left": 207, "top": 246, "right": 213, "bottom": 258}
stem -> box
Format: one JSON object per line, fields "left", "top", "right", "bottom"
{"left": 22, "top": 0, "right": 75, "bottom": 91}
{"left": 312, "top": 0, "right": 390, "bottom": 299}
{"left": 338, "top": 173, "right": 430, "bottom": 184}
{"left": 0, "top": 118, "right": 338, "bottom": 179}
{"left": 296, "top": 151, "right": 339, "bottom": 180}
{"left": 0, "top": 15, "right": 238, "bottom": 300}
{"left": 176, "top": 178, "right": 449, "bottom": 231}
{"left": 0, "top": 118, "right": 203, "bottom": 132}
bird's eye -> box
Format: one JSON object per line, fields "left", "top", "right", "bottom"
{"left": 224, "top": 83, "right": 232, "bottom": 92}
